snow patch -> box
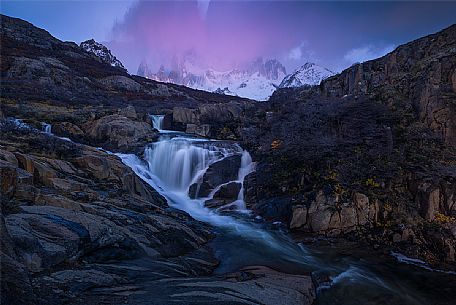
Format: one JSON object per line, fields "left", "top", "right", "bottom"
{"left": 279, "top": 62, "right": 334, "bottom": 88}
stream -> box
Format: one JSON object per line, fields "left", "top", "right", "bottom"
{"left": 114, "top": 115, "right": 456, "bottom": 305}
{"left": 14, "top": 116, "right": 454, "bottom": 305}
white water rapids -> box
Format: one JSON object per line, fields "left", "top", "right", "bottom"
{"left": 116, "top": 115, "right": 319, "bottom": 268}
{"left": 42, "top": 122, "right": 52, "bottom": 134}
{"left": 150, "top": 114, "right": 165, "bottom": 131}
{"left": 4, "top": 114, "right": 452, "bottom": 304}
{"left": 114, "top": 115, "right": 451, "bottom": 305}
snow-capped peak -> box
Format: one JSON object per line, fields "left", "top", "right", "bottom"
{"left": 279, "top": 62, "right": 335, "bottom": 88}
{"left": 80, "top": 39, "right": 125, "bottom": 70}
{"left": 137, "top": 56, "right": 288, "bottom": 101}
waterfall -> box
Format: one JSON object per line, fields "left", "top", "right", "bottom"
{"left": 42, "top": 122, "right": 52, "bottom": 134}
{"left": 117, "top": 142, "right": 317, "bottom": 273}
{"left": 143, "top": 136, "right": 241, "bottom": 192}
{"left": 116, "top": 119, "right": 318, "bottom": 274}
{"left": 232, "top": 150, "right": 255, "bottom": 210}
{"left": 150, "top": 114, "right": 165, "bottom": 131}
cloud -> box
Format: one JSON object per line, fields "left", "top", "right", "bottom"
{"left": 197, "top": 0, "right": 211, "bottom": 19}
{"left": 106, "top": 1, "right": 453, "bottom": 74}
{"left": 344, "top": 44, "right": 395, "bottom": 64}
{"left": 110, "top": 0, "right": 309, "bottom": 71}
{"left": 287, "top": 42, "right": 316, "bottom": 61}
{"left": 288, "top": 43, "right": 304, "bottom": 60}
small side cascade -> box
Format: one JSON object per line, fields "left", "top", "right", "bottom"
{"left": 42, "top": 122, "right": 52, "bottom": 134}
{"left": 150, "top": 114, "right": 165, "bottom": 131}
{"left": 233, "top": 150, "right": 255, "bottom": 209}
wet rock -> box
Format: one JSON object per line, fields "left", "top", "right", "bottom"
{"left": 290, "top": 205, "right": 308, "bottom": 229}
{"left": 0, "top": 127, "right": 216, "bottom": 304}
{"left": 189, "top": 155, "right": 241, "bottom": 198}
{"left": 288, "top": 191, "right": 378, "bottom": 234}
{"left": 186, "top": 123, "right": 211, "bottom": 137}
{"left": 173, "top": 107, "right": 198, "bottom": 124}
{"left": 243, "top": 171, "right": 257, "bottom": 208}
{"left": 204, "top": 199, "right": 227, "bottom": 209}
{"left": 0, "top": 150, "right": 18, "bottom": 166}
{"left": 213, "top": 182, "right": 241, "bottom": 200}
{"left": 0, "top": 160, "right": 17, "bottom": 197}
{"left": 204, "top": 182, "right": 241, "bottom": 209}
{"left": 169, "top": 266, "right": 316, "bottom": 305}
{"left": 254, "top": 196, "right": 292, "bottom": 222}
{"left": 0, "top": 251, "right": 35, "bottom": 305}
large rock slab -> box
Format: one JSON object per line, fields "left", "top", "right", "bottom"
{"left": 189, "top": 154, "right": 241, "bottom": 198}
{"left": 0, "top": 127, "right": 215, "bottom": 305}
{"left": 83, "top": 114, "right": 157, "bottom": 151}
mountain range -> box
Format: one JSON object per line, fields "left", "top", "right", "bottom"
{"left": 79, "top": 40, "right": 335, "bottom": 100}
{"left": 137, "top": 56, "right": 334, "bottom": 100}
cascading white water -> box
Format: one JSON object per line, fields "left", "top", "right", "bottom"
{"left": 116, "top": 136, "right": 255, "bottom": 224}
{"left": 144, "top": 137, "right": 237, "bottom": 192}
{"left": 116, "top": 128, "right": 320, "bottom": 268}
{"left": 42, "top": 122, "right": 52, "bottom": 134}
{"left": 143, "top": 137, "right": 239, "bottom": 192}
{"left": 150, "top": 114, "right": 165, "bottom": 131}
{"left": 3, "top": 115, "right": 444, "bottom": 302}
{"left": 115, "top": 116, "right": 432, "bottom": 302}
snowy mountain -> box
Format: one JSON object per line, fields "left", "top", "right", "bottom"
{"left": 80, "top": 39, "right": 125, "bottom": 70}
{"left": 137, "top": 57, "right": 287, "bottom": 101}
{"left": 279, "top": 63, "right": 335, "bottom": 88}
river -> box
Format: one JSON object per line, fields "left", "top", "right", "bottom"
{"left": 97, "top": 115, "right": 456, "bottom": 305}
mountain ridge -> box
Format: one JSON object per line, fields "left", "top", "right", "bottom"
{"left": 137, "top": 57, "right": 288, "bottom": 100}
{"left": 80, "top": 39, "right": 126, "bottom": 71}
{"left": 279, "top": 62, "right": 335, "bottom": 88}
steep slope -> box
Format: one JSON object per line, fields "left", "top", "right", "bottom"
{"left": 0, "top": 14, "right": 254, "bottom": 141}
{"left": 321, "top": 25, "right": 456, "bottom": 147}
{"left": 242, "top": 24, "right": 456, "bottom": 268}
{"left": 279, "top": 62, "right": 335, "bottom": 88}
{"left": 0, "top": 15, "right": 251, "bottom": 108}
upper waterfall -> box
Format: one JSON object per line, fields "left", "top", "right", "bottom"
{"left": 150, "top": 114, "right": 165, "bottom": 131}
{"left": 42, "top": 122, "right": 52, "bottom": 134}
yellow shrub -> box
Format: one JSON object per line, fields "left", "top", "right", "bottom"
{"left": 365, "top": 177, "right": 380, "bottom": 188}
{"left": 271, "top": 139, "right": 282, "bottom": 150}
{"left": 434, "top": 213, "right": 456, "bottom": 223}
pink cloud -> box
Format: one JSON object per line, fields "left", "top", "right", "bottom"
{"left": 111, "top": 0, "right": 304, "bottom": 71}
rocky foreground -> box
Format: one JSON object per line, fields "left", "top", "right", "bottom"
{"left": 0, "top": 15, "right": 314, "bottom": 305}
{"left": 1, "top": 13, "right": 456, "bottom": 305}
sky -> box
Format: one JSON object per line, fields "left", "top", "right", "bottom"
{"left": 2, "top": 1, "right": 456, "bottom": 74}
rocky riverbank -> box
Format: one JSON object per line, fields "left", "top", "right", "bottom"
{"left": 0, "top": 14, "right": 315, "bottom": 305}
{"left": 240, "top": 24, "right": 456, "bottom": 269}
{"left": 1, "top": 13, "right": 456, "bottom": 305}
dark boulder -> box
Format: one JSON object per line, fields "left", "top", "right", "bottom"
{"left": 189, "top": 155, "right": 241, "bottom": 198}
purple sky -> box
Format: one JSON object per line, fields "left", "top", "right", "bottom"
{"left": 2, "top": 1, "right": 456, "bottom": 74}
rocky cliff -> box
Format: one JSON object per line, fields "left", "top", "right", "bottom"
{"left": 321, "top": 25, "right": 456, "bottom": 147}
{"left": 242, "top": 24, "right": 456, "bottom": 268}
